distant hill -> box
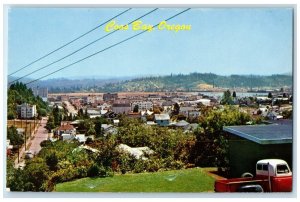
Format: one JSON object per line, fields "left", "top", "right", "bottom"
{"left": 8, "top": 73, "right": 293, "bottom": 93}
{"left": 96, "top": 73, "right": 293, "bottom": 92}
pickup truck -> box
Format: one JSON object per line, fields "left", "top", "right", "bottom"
{"left": 214, "top": 159, "right": 292, "bottom": 192}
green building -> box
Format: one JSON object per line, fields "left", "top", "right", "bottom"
{"left": 224, "top": 122, "right": 292, "bottom": 178}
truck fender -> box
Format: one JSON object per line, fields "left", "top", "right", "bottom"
{"left": 241, "top": 172, "right": 254, "bottom": 178}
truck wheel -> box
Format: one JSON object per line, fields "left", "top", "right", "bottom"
{"left": 241, "top": 172, "right": 253, "bottom": 178}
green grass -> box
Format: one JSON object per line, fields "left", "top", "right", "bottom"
{"left": 55, "top": 168, "right": 215, "bottom": 192}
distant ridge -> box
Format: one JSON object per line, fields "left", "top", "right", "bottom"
{"left": 8, "top": 73, "right": 292, "bottom": 93}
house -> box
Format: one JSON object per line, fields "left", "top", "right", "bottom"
{"left": 17, "top": 103, "right": 37, "bottom": 119}
{"left": 112, "top": 103, "right": 131, "bottom": 114}
{"left": 223, "top": 122, "right": 292, "bottom": 178}
{"left": 75, "top": 134, "right": 86, "bottom": 143}
{"left": 146, "top": 121, "right": 157, "bottom": 126}
{"left": 57, "top": 123, "right": 76, "bottom": 135}
{"left": 101, "top": 124, "right": 117, "bottom": 136}
{"left": 87, "top": 109, "right": 101, "bottom": 118}
{"left": 61, "top": 133, "right": 75, "bottom": 141}
{"left": 154, "top": 114, "right": 170, "bottom": 126}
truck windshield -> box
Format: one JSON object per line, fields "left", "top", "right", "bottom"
{"left": 277, "top": 164, "right": 289, "bottom": 174}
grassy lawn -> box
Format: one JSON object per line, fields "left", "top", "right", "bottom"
{"left": 55, "top": 168, "right": 215, "bottom": 192}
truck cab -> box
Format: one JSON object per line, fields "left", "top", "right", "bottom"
{"left": 256, "top": 159, "right": 292, "bottom": 178}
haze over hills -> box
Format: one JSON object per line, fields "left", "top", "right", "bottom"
{"left": 8, "top": 73, "right": 293, "bottom": 93}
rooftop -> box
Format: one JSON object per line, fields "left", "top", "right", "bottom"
{"left": 58, "top": 123, "right": 75, "bottom": 131}
{"left": 224, "top": 123, "right": 292, "bottom": 145}
{"left": 154, "top": 114, "right": 170, "bottom": 120}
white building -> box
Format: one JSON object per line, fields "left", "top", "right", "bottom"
{"left": 131, "top": 101, "right": 153, "bottom": 111}
{"left": 17, "top": 103, "right": 36, "bottom": 118}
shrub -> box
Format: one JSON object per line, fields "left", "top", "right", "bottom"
{"left": 145, "top": 158, "right": 162, "bottom": 172}
{"left": 87, "top": 164, "right": 100, "bottom": 177}
{"left": 40, "top": 140, "right": 52, "bottom": 147}
{"left": 133, "top": 159, "right": 146, "bottom": 173}
{"left": 46, "top": 152, "right": 59, "bottom": 171}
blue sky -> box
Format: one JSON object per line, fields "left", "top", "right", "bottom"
{"left": 7, "top": 7, "right": 293, "bottom": 80}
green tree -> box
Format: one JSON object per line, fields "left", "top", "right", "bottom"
{"left": 133, "top": 105, "right": 139, "bottom": 113}
{"left": 172, "top": 103, "right": 180, "bottom": 116}
{"left": 193, "top": 106, "right": 252, "bottom": 174}
{"left": 52, "top": 105, "right": 61, "bottom": 126}
{"left": 232, "top": 91, "right": 236, "bottom": 98}
{"left": 46, "top": 152, "right": 59, "bottom": 171}
{"left": 268, "top": 92, "right": 273, "bottom": 98}
{"left": 7, "top": 126, "right": 23, "bottom": 146}
{"left": 221, "top": 90, "right": 234, "bottom": 105}
{"left": 45, "top": 115, "right": 55, "bottom": 132}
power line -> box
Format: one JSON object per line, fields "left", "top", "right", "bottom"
{"left": 9, "top": 8, "right": 158, "bottom": 85}
{"left": 8, "top": 8, "right": 132, "bottom": 77}
{"left": 26, "top": 8, "right": 191, "bottom": 85}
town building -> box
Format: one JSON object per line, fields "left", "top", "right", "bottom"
{"left": 17, "top": 103, "right": 37, "bottom": 119}
{"left": 103, "top": 93, "right": 118, "bottom": 101}
{"left": 131, "top": 101, "right": 153, "bottom": 111}
{"left": 112, "top": 103, "right": 131, "bottom": 114}
{"left": 31, "top": 87, "right": 48, "bottom": 102}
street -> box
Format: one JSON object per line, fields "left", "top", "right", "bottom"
{"left": 14, "top": 117, "right": 49, "bottom": 168}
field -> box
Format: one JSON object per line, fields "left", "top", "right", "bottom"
{"left": 55, "top": 168, "right": 215, "bottom": 192}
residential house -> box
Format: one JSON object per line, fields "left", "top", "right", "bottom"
{"left": 75, "top": 134, "right": 86, "bottom": 144}
{"left": 154, "top": 114, "right": 170, "bottom": 126}
{"left": 57, "top": 122, "right": 76, "bottom": 135}
{"left": 87, "top": 109, "right": 101, "bottom": 118}
{"left": 61, "top": 133, "right": 75, "bottom": 141}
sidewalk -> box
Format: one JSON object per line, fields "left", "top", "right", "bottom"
{"left": 14, "top": 119, "right": 42, "bottom": 168}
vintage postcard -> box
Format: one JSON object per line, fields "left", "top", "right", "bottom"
{"left": 4, "top": 6, "right": 294, "bottom": 195}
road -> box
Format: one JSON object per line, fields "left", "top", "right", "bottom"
{"left": 28, "top": 117, "right": 49, "bottom": 155}
{"left": 14, "top": 117, "right": 49, "bottom": 168}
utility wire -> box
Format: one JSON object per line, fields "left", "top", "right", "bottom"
{"left": 8, "top": 8, "right": 132, "bottom": 77}
{"left": 9, "top": 8, "right": 158, "bottom": 85}
{"left": 26, "top": 8, "right": 191, "bottom": 85}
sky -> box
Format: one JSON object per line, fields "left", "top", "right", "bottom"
{"left": 6, "top": 7, "right": 293, "bottom": 80}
